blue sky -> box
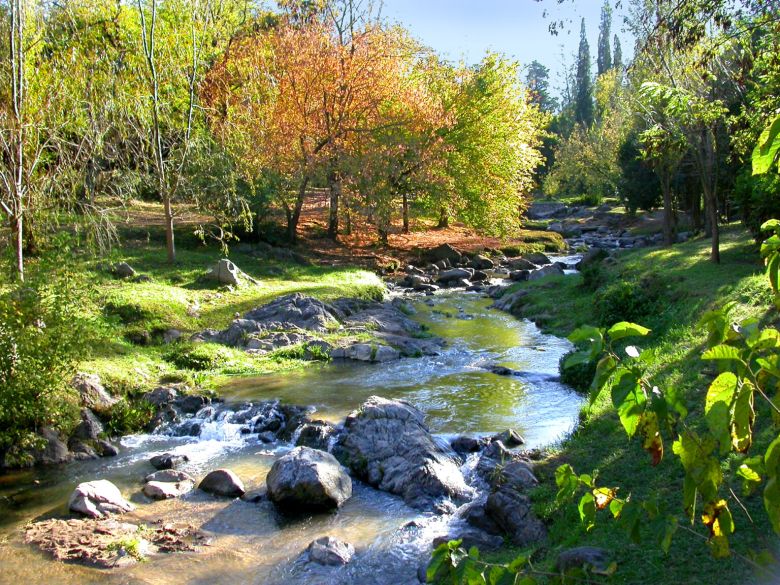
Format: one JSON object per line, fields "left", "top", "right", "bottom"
{"left": 379, "top": 0, "right": 634, "bottom": 95}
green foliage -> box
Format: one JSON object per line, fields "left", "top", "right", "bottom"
{"left": 553, "top": 225, "right": 780, "bottom": 561}
{"left": 164, "top": 342, "right": 233, "bottom": 371}
{"left": 617, "top": 133, "right": 662, "bottom": 214}
{"left": 733, "top": 168, "right": 780, "bottom": 241}
{"left": 0, "top": 261, "right": 92, "bottom": 458}
{"left": 752, "top": 113, "right": 780, "bottom": 175}
{"left": 593, "top": 277, "right": 663, "bottom": 328}
{"left": 103, "top": 398, "right": 155, "bottom": 437}
{"left": 559, "top": 350, "right": 598, "bottom": 393}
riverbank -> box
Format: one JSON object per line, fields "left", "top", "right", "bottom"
{"left": 486, "top": 223, "right": 777, "bottom": 584}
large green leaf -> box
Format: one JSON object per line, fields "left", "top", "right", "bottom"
{"left": 731, "top": 379, "right": 754, "bottom": 453}
{"left": 704, "top": 372, "right": 736, "bottom": 454}
{"left": 607, "top": 322, "right": 651, "bottom": 341}
{"left": 753, "top": 114, "right": 780, "bottom": 175}
{"left": 764, "top": 476, "right": 780, "bottom": 535}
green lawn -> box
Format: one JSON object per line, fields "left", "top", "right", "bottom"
{"left": 487, "top": 225, "right": 778, "bottom": 585}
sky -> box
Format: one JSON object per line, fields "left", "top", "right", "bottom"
{"left": 378, "top": 0, "right": 635, "bottom": 96}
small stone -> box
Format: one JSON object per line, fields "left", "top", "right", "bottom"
{"left": 112, "top": 262, "right": 136, "bottom": 278}
{"left": 150, "top": 453, "right": 189, "bottom": 470}
{"left": 450, "top": 436, "right": 481, "bottom": 454}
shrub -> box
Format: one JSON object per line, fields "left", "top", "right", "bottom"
{"left": 0, "top": 267, "right": 93, "bottom": 458}
{"left": 733, "top": 166, "right": 780, "bottom": 241}
{"left": 559, "top": 350, "right": 597, "bottom": 393}
{"left": 104, "top": 300, "right": 150, "bottom": 324}
{"left": 104, "top": 399, "right": 156, "bottom": 436}
{"left": 593, "top": 275, "right": 663, "bottom": 327}
{"left": 164, "top": 342, "right": 232, "bottom": 371}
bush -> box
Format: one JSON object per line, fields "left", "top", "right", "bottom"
{"left": 164, "top": 342, "right": 233, "bottom": 371}
{"left": 104, "top": 300, "right": 150, "bottom": 324}
{"left": 559, "top": 350, "right": 597, "bottom": 393}
{"left": 594, "top": 276, "right": 663, "bottom": 327}
{"left": 103, "top": 399, "right": 156, "bottom": 436}
{"left": 733, "top": 166, "right": 780, "bottom": 241}
{"left": 0, "top": 266, "right": 93, "bottom": 458}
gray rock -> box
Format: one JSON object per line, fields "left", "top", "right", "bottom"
{"left": 150, "top": 453, "right": 189, "bottom": 470}
{"left": 506, "top": 257, "right": 537, "bottom": 271}
{"left": 296, "top": 421, "right": 336, "bottom": 451}
{"left": 524, "top": 252, "right": 552, "bottom": 265}
{"left": 174, "top": 394, "right": 209, "bottom": 414}
{"left": 111, "top": 262, "right": 136, "bottom": 278}
{"left": 432, "top": 527, "right": 503, "bottom": 551}
{"left": 143, "top": 479, "right": 194, "bottom": 500}
{"left": 483, "top": 440, "right": 512, "bottom": 462}
{"left": 373, "top": 345, "right": 401, "bottom": 362}
{"left": 96, "top": 440, "right": 119, "bottom": 457}
{"left": 71, "top": 373, "right": 117, "bottom": 415}
{"left": 266, "top": 446, "right": 352, "bottom": 511}
{"left": 437, "top": 268, "right": 473, "bottom": 284}
{"left": 142, "top": 386, "right": 178, "bottom": 408}
{"left": 528, "top": 263, "right": 564, "bottom": 280}
{"left": 162, "top": 329, "right": 183, "bottom": 344}
{"left": 243, "top": 293, "right": 341, "bottom": 333}
{"left": 69, "top": 480, "right": 135, "bottom": 518}
{"left": 426, "top": 244, "right": 462, "bottom": 264}
{"left": 491, "top": 289, "right": 529, "bottom": 313}
{"left": 199, "top": 469, "right": 246, "bottom": 497}
{"left": 464, "top": 502, "right": 503, "bottom": 535}
{"left": 492, "top": 429, "right": 524, "bottom": 447}
{"left": 556, "top": 546, "right": 611, "bottom": 573}
{"left": 69, "top": 439, "right": 99, "bottom": 461}
{"left": 468, "top": 255, "right": 494, "bottom": 270}
{"left": 206, "top": 258, "right": 257, "bottom": 286}
{"left": 450, "top": 436, "right": 481, "bottom": 454}
{"left": 145, "top": 469, "right": 195, "bottom": 483}
{"left": 73, "top": 408, "right": 103, "bottom": 440}
{"left": 333, "top": 397, "right": 471, "bottom": 509}
{"left": 33, "top": 427, "right": 72, "bottom": 465}
{"left": 495, "top": 460, "right": 538, "bottom": 491}
{"left": 485, "top": 488, "right": 546, "bottom": 546}
{"left": 307, "top": 536, "right": 355, "bottom": 566}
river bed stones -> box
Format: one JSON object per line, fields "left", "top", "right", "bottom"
{"left": 333, "top": 396, "right": 471, "bottom": 509}
{"left": 306, "top": 536, "right": 355, "bottom": 566}
{"left": 143, "top": 479, "right": 195, "bottom": 500}
{"left": 150, "top": 453, "right": 189, "bottom": 470}
{"left": 69, "top": 480, "right": 135, "bottom": 518}
{"left": 71, "top": 373, "right": 117, "bottom": 415}
{"left": 266, "top": 447, "right": 352, "bottom": 511}
{"left": 199, "top": 469, "right": 246, "bottom": 497}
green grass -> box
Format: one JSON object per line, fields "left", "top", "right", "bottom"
{"left": 487, "top": 225, "right": 779, "bottom": 584}
{"left": 6, "top": 231, "right": 386, "bottom": 400}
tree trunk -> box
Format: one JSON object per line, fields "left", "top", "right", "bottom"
{"left": 437, "top": 207, "right": 449, "bottom": 229}
{"left": 707, "top": 193, "right": 719, "bottom": 263}
{"left": 327, "top": 170, "right": 340, "bottom": 239}
{"left": 343, "top": 195, "right": 352, "bottom": 236}
{"left": 12, "top": 214, "right": 24, "bottom": 282}
{"left": 163, "top": 193, "right": 175, "bottom": 263}
{"left": 288, "top": 177, "right": 308, "bottom": 243}
{"left": 402, "top": 193, "right": 409, "bottom": 234}
{"left": 690, "top": 191, "right": 702, "bottom": 231}
{"left": 661, "top": 174, "right": 676, "bottom": 246}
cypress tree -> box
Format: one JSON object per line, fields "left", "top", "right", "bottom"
{"left": 597, "top": 1, "right": 612, "bottom": 75}
{"left": 613, "top": 34, "right": 623, "bottom": 71}
{"left": 575, "top": 18, "right": 594, "bottom": 126}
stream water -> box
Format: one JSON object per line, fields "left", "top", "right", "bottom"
{"left": 0, "top": 291, "right": 583, "bottom": 585}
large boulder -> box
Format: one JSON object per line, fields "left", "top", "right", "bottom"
{"left": 437, "top": 268, "right": 473, "bottom": 284}
{"left": 111, "top": 262, "right": 136, "bottom": 279}
{"left": 485, "top": 488, "right": 546, "bottom": 546}
{"left": 150, "top": 453, "right": 189, "bottom": 470}
{"left": 524, "top": 252, "right": 552, "bottom": 265}
{"left": 266, "top": 446, "right": 352, "bottom": 511}
{"left": 426, "top": 244, "right": 462, "bottom": 264}
{"left": 506, "top": 257, "right": 538, "bottom": 271}
{"left": 206, "top": 259, "right": 258, "bottom": 286}
{"left": 243, "top": 293, "right": 341, "bottom": 333}
{"left": 468, "top": 255, "right": 494, "bottom": 270}
{"left": 71, "top": 373, "right": 117, "bottom": 415}
{"left": 73, "top": 408, "right": 104, "bottom": 441}
{"left": 69, "top": 480, "right": 135, "bottom": 518}
{"left": 333, "top": 397, "right": 471, "bottom": 509}
{"left": 143, "top": 479, "right": 194, "bottom": 500}
{"left": 306, "top": 536, "right": 355, "bottom": 566}
{"left": 32, "top": 427, "right": 72, "bottom": 465}
{"left": 295, "top": 420, "right": 336, "bottom": 451}
{"left": 199, "top": 469, "right": 245, "bottom": 497}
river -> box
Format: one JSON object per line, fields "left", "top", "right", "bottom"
{"left": 0, "top": 290, "right": 583, "bottom": 585}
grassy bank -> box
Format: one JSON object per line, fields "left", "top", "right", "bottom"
{"left": 488, "top": 224, "right": 777, "bottom": 584}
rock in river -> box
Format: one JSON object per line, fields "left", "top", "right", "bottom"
{"left": 143, "top": 480, "right": 195, "bottom": 500}
{"left": 69, "top": 480, "right": 135, "bottom": 518}
{"left": 266, "top": 446, "right": 352, "bottom": 511}
{"left": 150, "top": 453, "right": 190, "bottom": 470}
{"left": 199, "top": 469, "right": 246, "bottom": 497}
{"left": 306, "top": 536, "right": 355, "bottom": 566}
{"left": 333, "top": 396, "right": 471, "bottom": 509}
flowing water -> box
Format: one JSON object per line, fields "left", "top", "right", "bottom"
{"left": 0, "top": 290, "right": 583, "bottom": 585}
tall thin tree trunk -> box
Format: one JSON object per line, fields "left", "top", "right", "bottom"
{"left": 661, "top": 174, "right": 675, "bottom": 246}
{"left": 10, "top": 0, "right": 25, "bottom": 281}
{"left": 402, "top": 193, "right": 409, "bottom": 234}
{"left": 327, "top": 169, "right": 340, "bottom": 239}
{"left": 288, "top": 177, "right": 308, "bottom": 243}
{"left": 437, "top": 207, "right": 449, "bottom": 229}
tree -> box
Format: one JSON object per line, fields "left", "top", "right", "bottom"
{"left": 613, "top": 34, "right": 623, "bottom": 71}
{"left": 574, "top": 18, "right": 594, "bottom": 127}
{"left": 525, "top": 60, "right": 558, "bottom": 113}
{"left": 597, "top": 0, "right": 612, "bottom": 75}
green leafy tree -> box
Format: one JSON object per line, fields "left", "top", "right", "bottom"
{"left": 597, "top": 0, "right": 612, "bottom": 75}
{"left": 574, "top": 18, "right": 594, "bottom": 127}
{"left": 613, "top": 34, "right": 622, "bottom": 71}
